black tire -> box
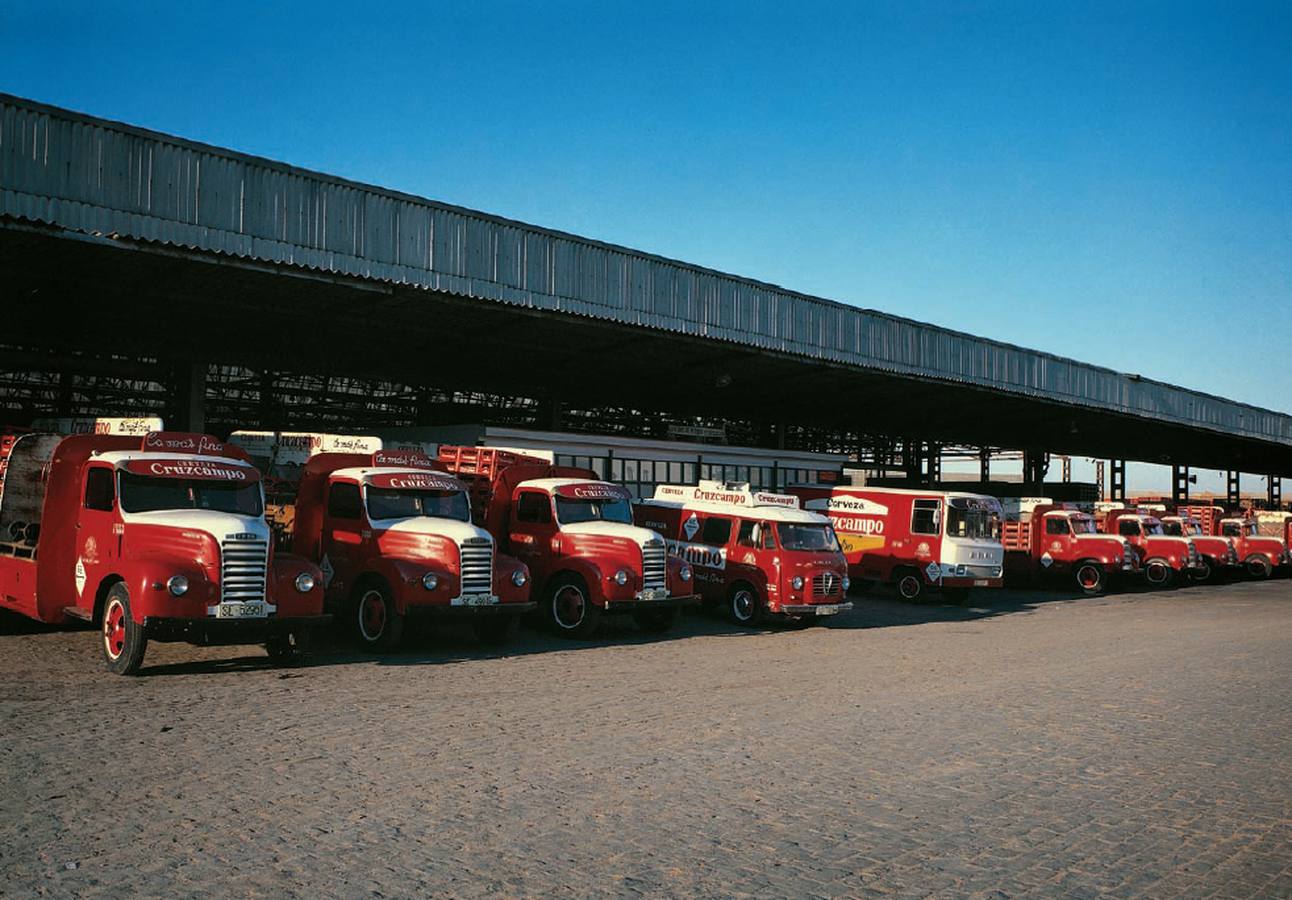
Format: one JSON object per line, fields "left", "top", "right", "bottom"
{"left": 547, "top": 574, "right": 602, "bottom": 639}
{"left": 101, "top": 582, "right": 147, "bottom": 676}
{"left": 632, "top": 605, "right": 680, "bottom": 635}
{"left": 895, "top": 569, "right": 926, "bottom": 603}
{"left": 1188, "top": 559, "right": 1214, "bottom": 584}
{"left": 1074, "top": 561, "right": 1106, "bottom": 596}
{"left": 941, "top": 587, "right": 971, "bottom": 606}
{"left": 353, "top": 580, "right": 404, "bottom": 651}
{"left": 266, "top": 629, "right": 311, "bottom": 665}
{"left": 473, "top": 614, "right": 520, "bottom": 646}
{"left": 1245, "top": 555, "right": 1273, "bottom": 579}
{"left": 1143, "top": 559, "right": 1174, "bottom": 589}
{"left": 727, "top": 582, "right": 764, "bottom": 627}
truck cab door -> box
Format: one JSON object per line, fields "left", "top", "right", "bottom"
{"left": 321, "top": 480, "right": 365, "bottom": 595}
{"left": 1042, "top": 517, "right": 1074, "bottom": 568}
{"left": 76, "top": 464, "right": 119, "bottom": 609}
{"left": 511, "top": 490, "right": 556, "bottom": 583}
{"left": 1117, "top": 519, "right": 1143, "bottom": 552}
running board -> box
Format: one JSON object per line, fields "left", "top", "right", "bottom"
{"left": 62, "top": 606, "right": 93, "bottom": 622}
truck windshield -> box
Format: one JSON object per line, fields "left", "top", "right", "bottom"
{"left": 1162, "top": 521, "right": 1183, "bottom": 536}
{"left": 1071, "top": 518, "right": 1097, "bottom": 534}
{"left": 1144, "top": 521, "right": 1165, "bottom": 536}
{"left": 554, "top": 497, "right": 633, "bottom": 525}
{"left": 946, "top": 504, "right": 1000, "bottom": 540}
{"left": 776, "top": 523, "right": 841, "bottom": 552}
{"left": 119, "top": 472, "right": 263, "bottom": 516}
{"left": 367, "top": 488, "right": 470, "bottom": 522}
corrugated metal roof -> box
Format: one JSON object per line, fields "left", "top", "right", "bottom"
{"left": 1, "top": 92, "right": 1288, "bottom": 448}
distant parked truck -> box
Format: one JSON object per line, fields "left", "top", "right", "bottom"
{"left": 1001, "top": 501, "right": 1138, "bottom": 594}
{"left": 0, "top": 431, "right": 327, "bottom": 674}
{"left": 1099, "top": 507, "right": 1201, "bottom": 587}
{"left": 438, "top": 445, "right": 697, "bottom": 638}
{"left": 1158, "top": 514, "right": 1239, "bottom": 582}
{"left": 790, "top": 486, "right": 1003, "bottom": 604}
{"left": 1217, "top": 516, "right": 1289, "bottom": 579}
{"left": 637, "top": 481, "right": 851, "bottom": 625}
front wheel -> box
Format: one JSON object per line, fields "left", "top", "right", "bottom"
{"left": 727, "top": 583, "right": 764, "bottom": 627}
{"left": 1245, "top": 555, "right": 1273, "bottom": 579}
{"left": 101, "top": 583, "right": 147, "bottom": 676}
{"left": 266, "top": 629, "right": 311, "bottom": 665}
{"left": 1143, "top": 559, "right": 1174, "bottom": 588}
{"left": 632, "top": 605, "right": 680, "bottom": 635}
{"left": 354, "top": 582, "right": 404, "bottom": 651}
{"left": 473, "top": 614, "right": 520, "bottom": 646}
{"left": 548, "top": 575, "right": 602, "bottom": 639}
{"left": 895, "top": 570, "right": 926, "bottom": 603}
{"left": 1188, "top": 560, "right": 1213, "bottom": 584}
{"left": 1074, "top": 562, "right": 1106, "bottom": 596}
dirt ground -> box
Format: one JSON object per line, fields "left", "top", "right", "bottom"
{"left": 2, "top": 579, "right": 1290, "bottom": 898}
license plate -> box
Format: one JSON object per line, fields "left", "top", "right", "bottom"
{"left": 216, "top": 602, "right": 266, "bottom": 619}
{"left": 974, "top": 579, "right": 989, "bottom": 587}
{"left": 815, "top": 605, "right": 840, "bottom": 616}
{"left": 463, "top": 594, "right": 498, "bottom": 607}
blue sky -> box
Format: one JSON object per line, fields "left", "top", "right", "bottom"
{"left": 2, "top": 1, "right": 1288, "bottom": 492}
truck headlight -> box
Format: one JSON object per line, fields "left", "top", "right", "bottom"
{"left": 511, "top": 569, "right": 527, "bottom": 587}
{"left": 422, "top": 573, "right": 439, "bottom": 591}
{"left": 294, "top": 572, "right": 315, "bottom": 594}
{"left": 841, "top": 575, "right": 851, "bottom": 591}
{"left": 679, "top": 565, "right": 692, "bottom": 582}
{"left": 955, "top": 564, "right": 967, "bottom": 576}
{"left": 166, "top": 575, "right": 189, "bottom": 597}
{"left": 613, "top": 569, "right": 629, "bottom": 586}
{"left": 791, "top": 575, "right": 804, "bottom": 590}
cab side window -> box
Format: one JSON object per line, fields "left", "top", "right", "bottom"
{"left": 516, "top": 491, "right": 552, "bottom": 524}
{"left": 1045, "top": 518, "right": 1068, "bottom": 536}
{"left": 761, "top": 523, "right": 777, "bottom": 550}
{"left": 84, "top": 467, "right": 115, "bottom": 512}
{"left": 327, "top": 482, "right": 363, "bottom": 520}
{"left": 1118, "top": 520, "right": 1140, "bottom": 537}
{"left": 911, "top": 500, "right": 940, "bottom": 536}
{"left": 736, "top": 520, "right": 759, "bottom": 548}
{"left": 701, "top": 516, "right": 732, "bottom": 547}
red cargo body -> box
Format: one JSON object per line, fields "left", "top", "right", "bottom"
{"left": 279, "top": 449, "right": 533, "bottom": 649}
{"left": 1001, "top": 504, "right": 1138, "bottom": 594}
{"left": 1216, "top": 517, "right": 1289, "bottom": 579}
{"left": 1099, "top": 508, "right": 1202, "bottom": 587}
{"left": 0, "top": 431, "right": 326, "bottom": 675}
{"left": 1159, "top": 516, "right": 1239, "bottom": 582}
{"left": 439, "top": 446, "right": 697, "bottom": 638}
{"left": 790, "top": 486, "right": 1004, "bottom": 603}
{"left": 635, "top": 481, "right": 850, "bottom": 625}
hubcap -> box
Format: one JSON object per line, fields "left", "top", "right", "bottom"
{"left": 1078, "top": 566, "right": 1100, "bottom": 589}
{"left": 553, "top": 586, "right": 587, "bottom": 630}
{"left": 1147, "top": 562, "right": 1168, "bottom": 584}
{"left": 103, "top": 599, "right": 126, "bottom": 660}
{"left": 1247, "top": 559, "right": 1268, "bottom": 577}
{"left": 732, "top": 589, "right": 754, "bottom": 622}
{"left": 358, "top": 590, "right": 387, "bottom": 642}
{"left": 899, "top": 576, "right": 921, "bottom": 599}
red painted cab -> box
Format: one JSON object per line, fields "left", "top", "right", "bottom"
{"left": 635, "top": 481, "right": 851, "bottom": 626}
{"left": 1001, "top": 501, "right": 1139, "bottom": 594}
{"left": 1099, "top": 507, "right": 1202, "bottom": 588}
{"left": 438, "top": 446, "right": 698, "bottom": 638}
{"left": 0, "top": 431, "right": 326, "bottom": 675}
{"left": 790, "top": 485, "right": 1004, "bottom": 604}
{"left": 1217, "top": 516, "right": 1289, "bottom": 579}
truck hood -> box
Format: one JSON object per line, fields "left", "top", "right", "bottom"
{"left": 559, "top": 519, "right": 662, "bottom": 548}
{"left": 122, "top": 509, "right": 270, "bottom": 543}
{"left": 376, "top": 516, "right": 493, "bottom": 546}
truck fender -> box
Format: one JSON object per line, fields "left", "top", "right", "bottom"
{"left": 269, "top": 553, "right": 325, "bottom": 616}
{"left": 355, "top": 558, "right": 446, "bottom": 615}
{"left": 547, "top": 558, "right": 609, "bottom": 607}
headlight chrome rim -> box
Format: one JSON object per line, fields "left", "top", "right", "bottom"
{"left": 166, "top": 575, "right": 189, "bottom": 597}
{"left": 422, "top": 572, "right": 439, "bottom": 591}
{"left": 511, "top": 569, "right": 527, "bottom": 587}
{"left": 679, "top": 565, "right": 692, "bottom": 582}
{"left": 613, "top": 569, "right": 629, "bottom": 586}
{"left": 790, "top": 575, "right": 804, "bottom": 590}
{"left": 294, "top": 572, "right": 315, "bottom": 594}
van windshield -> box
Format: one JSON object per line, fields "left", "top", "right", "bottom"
{"left": 776, "top": 523, "right": 841, "bottom": 552}
{"left": 555, "top": 497, "right": 633, "bottom": 525}
{"left": 119, "top": 472, "right": 263, "bottom": 516}
{"left": 946, "top": 502, "right": 1000, "bottom": 540}
{"left": 367, "top": 488, "right": 470, "bottom": 522}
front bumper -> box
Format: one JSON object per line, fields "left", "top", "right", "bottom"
{"left": 143, "top": 615, "right": 332, "bottom": 645}
{"left": 939, "top": 576, "right": 1003, "bottom": 590}
{"left": 407, "top": 601, "right": 538, "bottom": 619}
{"left": 603, "top": 592, "right": 699, "bottom": 613}
{"left": 780, "top": 601, "right": 853, "bottom": 617}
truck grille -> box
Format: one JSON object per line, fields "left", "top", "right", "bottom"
{"left": 642, "top": 540, "right": 667, "bottom": 591}
{"left": 459, "top": 538, "right": 493, "bottom": 595}
{"left": 221, "top": 535, "right": 268, "bottom": 603}
{"left": 812, "top": 572, "right": 841, "bottom": 597}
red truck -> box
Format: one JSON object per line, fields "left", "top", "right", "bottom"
{"left": 1175, "top": 505, "right": 1289, "bottom": 578}
{"left": 635, "top": 481, "right": 850, "bottom": 625}
{"left": 1001, "top": 502, "right": 1138, "bottom": 594}
{"left": 1158, "top": 515, "right": 1239, "bottom": 583}
{"left": 0, "top": 431, "right": 327, "bottom": 674}
{"left": 790, "top": 485, "right": 1003, "bottom": 604}
{"left": 438, "top": 445, "right": 697, "bottom": 638}
{"left": 1100, "top": 507, "right": 1201, "bottom": 587}
{"left": 266, "top": 447, "right": 534, "bottom": 649}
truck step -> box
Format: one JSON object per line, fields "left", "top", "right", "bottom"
{"left": 62, "top": 606, "right": 93, "bottom": 622}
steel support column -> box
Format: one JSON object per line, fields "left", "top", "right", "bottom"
{"left": 1172, "top": 465, "right": 1190, "bottom": 507}
{"left": 979, "top": 448, "right": 991, "bottom": 483}
{"left": 1226, "top": 471, "right": 1240, "bottom": 509}
{"left": 1270, "top": 476, "right": 1282, "bottom": 509}
{"left": 927, "top": 443, "right": 942, "bottom": 485}
{"left": 171, "top": 360, "right": 207, "bottom": 432}
{"left": 1023, "top": 449, "right": 1048, "bottom": 492}
{"left": 1110, "top": 459, "right": 1126, "bottom": 502}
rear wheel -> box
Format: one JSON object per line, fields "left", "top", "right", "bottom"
{"left": 1074, "top": 562, "right": 1106, "bottom": 596}
{"left": 727, "top": 582, "right": 764, "bottom": 627}
{"left": 1143, "top": 559, "right": 1174, "bottom": 588}
{"left": 354, "top": 581, "right": 404, "bottom": 651}
{"left": 101, "top": 583, "right": 147, "bottom": 676}
{"left": 1245, "top": 555, "right": 1273, "bottom": 579}
{"left": 895, "top": 569, "right": 925, "bottom": 603}
{"left": 473, "top": 614, "right": 520, "bottom": 646}
{"left": 632, "top": 605, "right": 680, "bottom": 635}
{"left": 548, "top": 575, "right": 601, "bottom": 639}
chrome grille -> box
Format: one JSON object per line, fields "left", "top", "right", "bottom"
{"left": 220, "top": 536, "right": 268, "bottom": 603}
{"left": 812, "top": 572, "right": 841, "bottom": 597}
{"left": 459, "top": 538, "right": 493, "bottom": 595}
{"left": 642, "top": 540, "right": 667, "bottom": 591}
